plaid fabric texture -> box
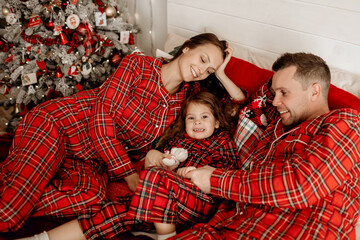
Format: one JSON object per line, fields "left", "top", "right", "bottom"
{"left": 0, "top": 53, "right": 196, "bottom": 233}
{"left": 0, "top": 90, "right": 105, "bottom": 232}
{"left": 173, "top": 107, "right": 360, "bottom": 239}
{"left": 91, "top": 53, "right": 197, "bottom": 181}
{"left": 166, "top": 131, "right": 238, "bottom": 170}
{"left": 126, "top": 132, "right": 238, "bottom": 232}
{"left": 127, "top": 167, "right": 219, "bottom": 229}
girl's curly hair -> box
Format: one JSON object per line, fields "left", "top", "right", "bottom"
{"left": 156, "top": 91, "right": 234, "bottom": 149}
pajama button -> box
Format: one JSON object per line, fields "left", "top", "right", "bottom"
{"left": 125, "top": 146, "right": 128, "bottom": 150}
{"left": 155, "top": 125, "right": 159, "bottom": 128}
{"left": 163, "top": 104, "right": 166, "bottom": 107}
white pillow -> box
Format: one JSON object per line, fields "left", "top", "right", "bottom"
{"left": 155, "top": 49, "right": 173, "bottom": 59}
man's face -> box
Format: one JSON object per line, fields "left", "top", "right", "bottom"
{"left": 271, "top": 66, "right": 314, "bottom": 126}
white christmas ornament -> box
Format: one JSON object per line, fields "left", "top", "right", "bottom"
{"left": 66, "top": 14, "right": 80, "bottom": 29}
{"left": 6, "top": 13, "right": 17, "bottom": 25}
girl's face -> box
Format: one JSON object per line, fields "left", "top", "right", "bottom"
{"left": 178, "top": 44, "right": 223, "bottom": 82}
{"left": 185, "top": 102, "right": 220, "bottom": 139}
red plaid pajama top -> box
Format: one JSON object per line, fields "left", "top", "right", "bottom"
{"left": 166, "top": 131, "right": 238, "bottom": 169}
{"left": 0, "top": 53, "right": 196, "bottom": 232}
{"left": 172, "top": 84, "right": 360, "bottom": 239}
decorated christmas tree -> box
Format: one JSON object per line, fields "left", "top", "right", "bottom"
{"left": 0, "top": 0, "right": 139, "bottom": 133}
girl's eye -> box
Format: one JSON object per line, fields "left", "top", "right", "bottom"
{"left": 201, "top": 57, "right": 205, "bottom": 63}
{"left": 281, "top": 90, "right": 287, "bottom": 96}
{"left": 202, "top": 115, "right": 208, "bottom": 119}
{"left": 187, "top": 116, "right": 194, "bottom": 120}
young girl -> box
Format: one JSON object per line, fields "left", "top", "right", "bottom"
{"left": 128, "top": 91, "right": 242, "bottom": 240}
{"left": 8, "top": 33, "right": 243, "bottom": 240}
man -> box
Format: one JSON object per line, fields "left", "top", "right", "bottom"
{"left": 174, "top": 52, "right": 360, "bottom": 239}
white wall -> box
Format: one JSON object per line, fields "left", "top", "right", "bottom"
{"left": 167, "top": 0, "right": 360, "bottom": 77}
{"left": 126, "top": 0, "right": 167, "bottom": 56}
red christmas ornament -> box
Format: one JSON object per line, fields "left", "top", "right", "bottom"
{"left": 76, "top": 23, "right": 89, "bottom": 36}
{"left": 55, "top": 66, "right": 63, "bottom": 78}
{"left": 129, "top": 32, "right": 134, "bottom": 45}
{"left": 45, "top": 21, "right": 54, "bottom": 30}
{"left": 59, "top": 32, "right": 69, "bottom": 45}
{"left": 0, "top": 39, "right": 14, "bottom": 52}
{"left": 28, "top": 15, "right": 42, "bottom": 28}
{"left": 109, "top": 53, "right": 122, "bottom": 67}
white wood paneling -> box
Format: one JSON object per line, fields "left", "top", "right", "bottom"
{"left": 295, "top": 0, "right": 360, "bottom": 12}
{"left": 167, "top": 0, "right": 360, "bottom": 76}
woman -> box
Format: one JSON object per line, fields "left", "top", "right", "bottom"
{"left": 1, "top": 33, "right": 240, "bottom": 239}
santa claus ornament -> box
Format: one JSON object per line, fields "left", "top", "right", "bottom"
{"left": 66, "top": 14, "right": 80, "bottom": 29}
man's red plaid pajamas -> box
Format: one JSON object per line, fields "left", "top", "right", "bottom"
{"left": 170, "top": 85, "right": 360, "bottom": 239}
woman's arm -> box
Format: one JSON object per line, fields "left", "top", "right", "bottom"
{"left": 215, "top": 45, "right": 246, "bottom": 102}
{"left": 90, "top": 55, "right": 140, "bottom": 187}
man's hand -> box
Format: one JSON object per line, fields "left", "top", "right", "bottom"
{"left": 177, "top": 166, "right": 196, "bottom": 178}
{"left": 124, "top": 172, "right": 140, "bottom": 192}
{"left": 185, "top": 165, "right": 215, "bottom": 193}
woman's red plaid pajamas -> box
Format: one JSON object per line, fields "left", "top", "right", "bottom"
{"left": 0, "top": 53, "right": 196, "bottom": 233}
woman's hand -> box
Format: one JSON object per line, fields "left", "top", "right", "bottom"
{"left": 215, "top": 43, "right": 233, "bottom": 78}
{"left": 124, "top": 172, "right": 140, "bottom": 192}
{"left": 177, "top": 166, "right": 196, "bottom": 178}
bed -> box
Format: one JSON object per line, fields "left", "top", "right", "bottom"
{"left": 1, "top": 31, "right": 360, "bottom": 239}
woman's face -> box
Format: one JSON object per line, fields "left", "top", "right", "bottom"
{"left": 185, "top": 102, "right": 220, "bottom": 139}
{"left": 178, "top": 44, "right": 224, "bottom": 82}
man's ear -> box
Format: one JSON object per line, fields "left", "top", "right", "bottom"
{"left": 311, "top": 83, "right": 322, "bottom": 100}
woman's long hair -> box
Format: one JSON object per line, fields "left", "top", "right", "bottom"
{"left": 169, "top": 33, "right": 227, "bottom": 62}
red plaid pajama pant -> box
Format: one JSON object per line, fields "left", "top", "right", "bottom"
{"left": 0, "top": 101, "right": 107, "bottom": 232}
{"left": 127, "top": 167, "right": 220, "bottom": 231}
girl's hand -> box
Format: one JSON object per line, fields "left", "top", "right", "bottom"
{"left": 145, "top": 149, "right": 163, "bottom": 168}
{"left": 177, "top": 166, "right": 196, "bottom": 178}
{"left": 144, "top": 149, "right": 173, "bottom": 169}
{"left": 215, "top": 43, "right": 233, "bottom": 78}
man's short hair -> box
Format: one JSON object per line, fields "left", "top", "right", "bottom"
{"left": 272, "top": 52, "right": 331, "bottom": 99}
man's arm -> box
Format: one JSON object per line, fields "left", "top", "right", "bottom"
{"left": 191, "top": 111, "right": 360, "bottom": 208}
